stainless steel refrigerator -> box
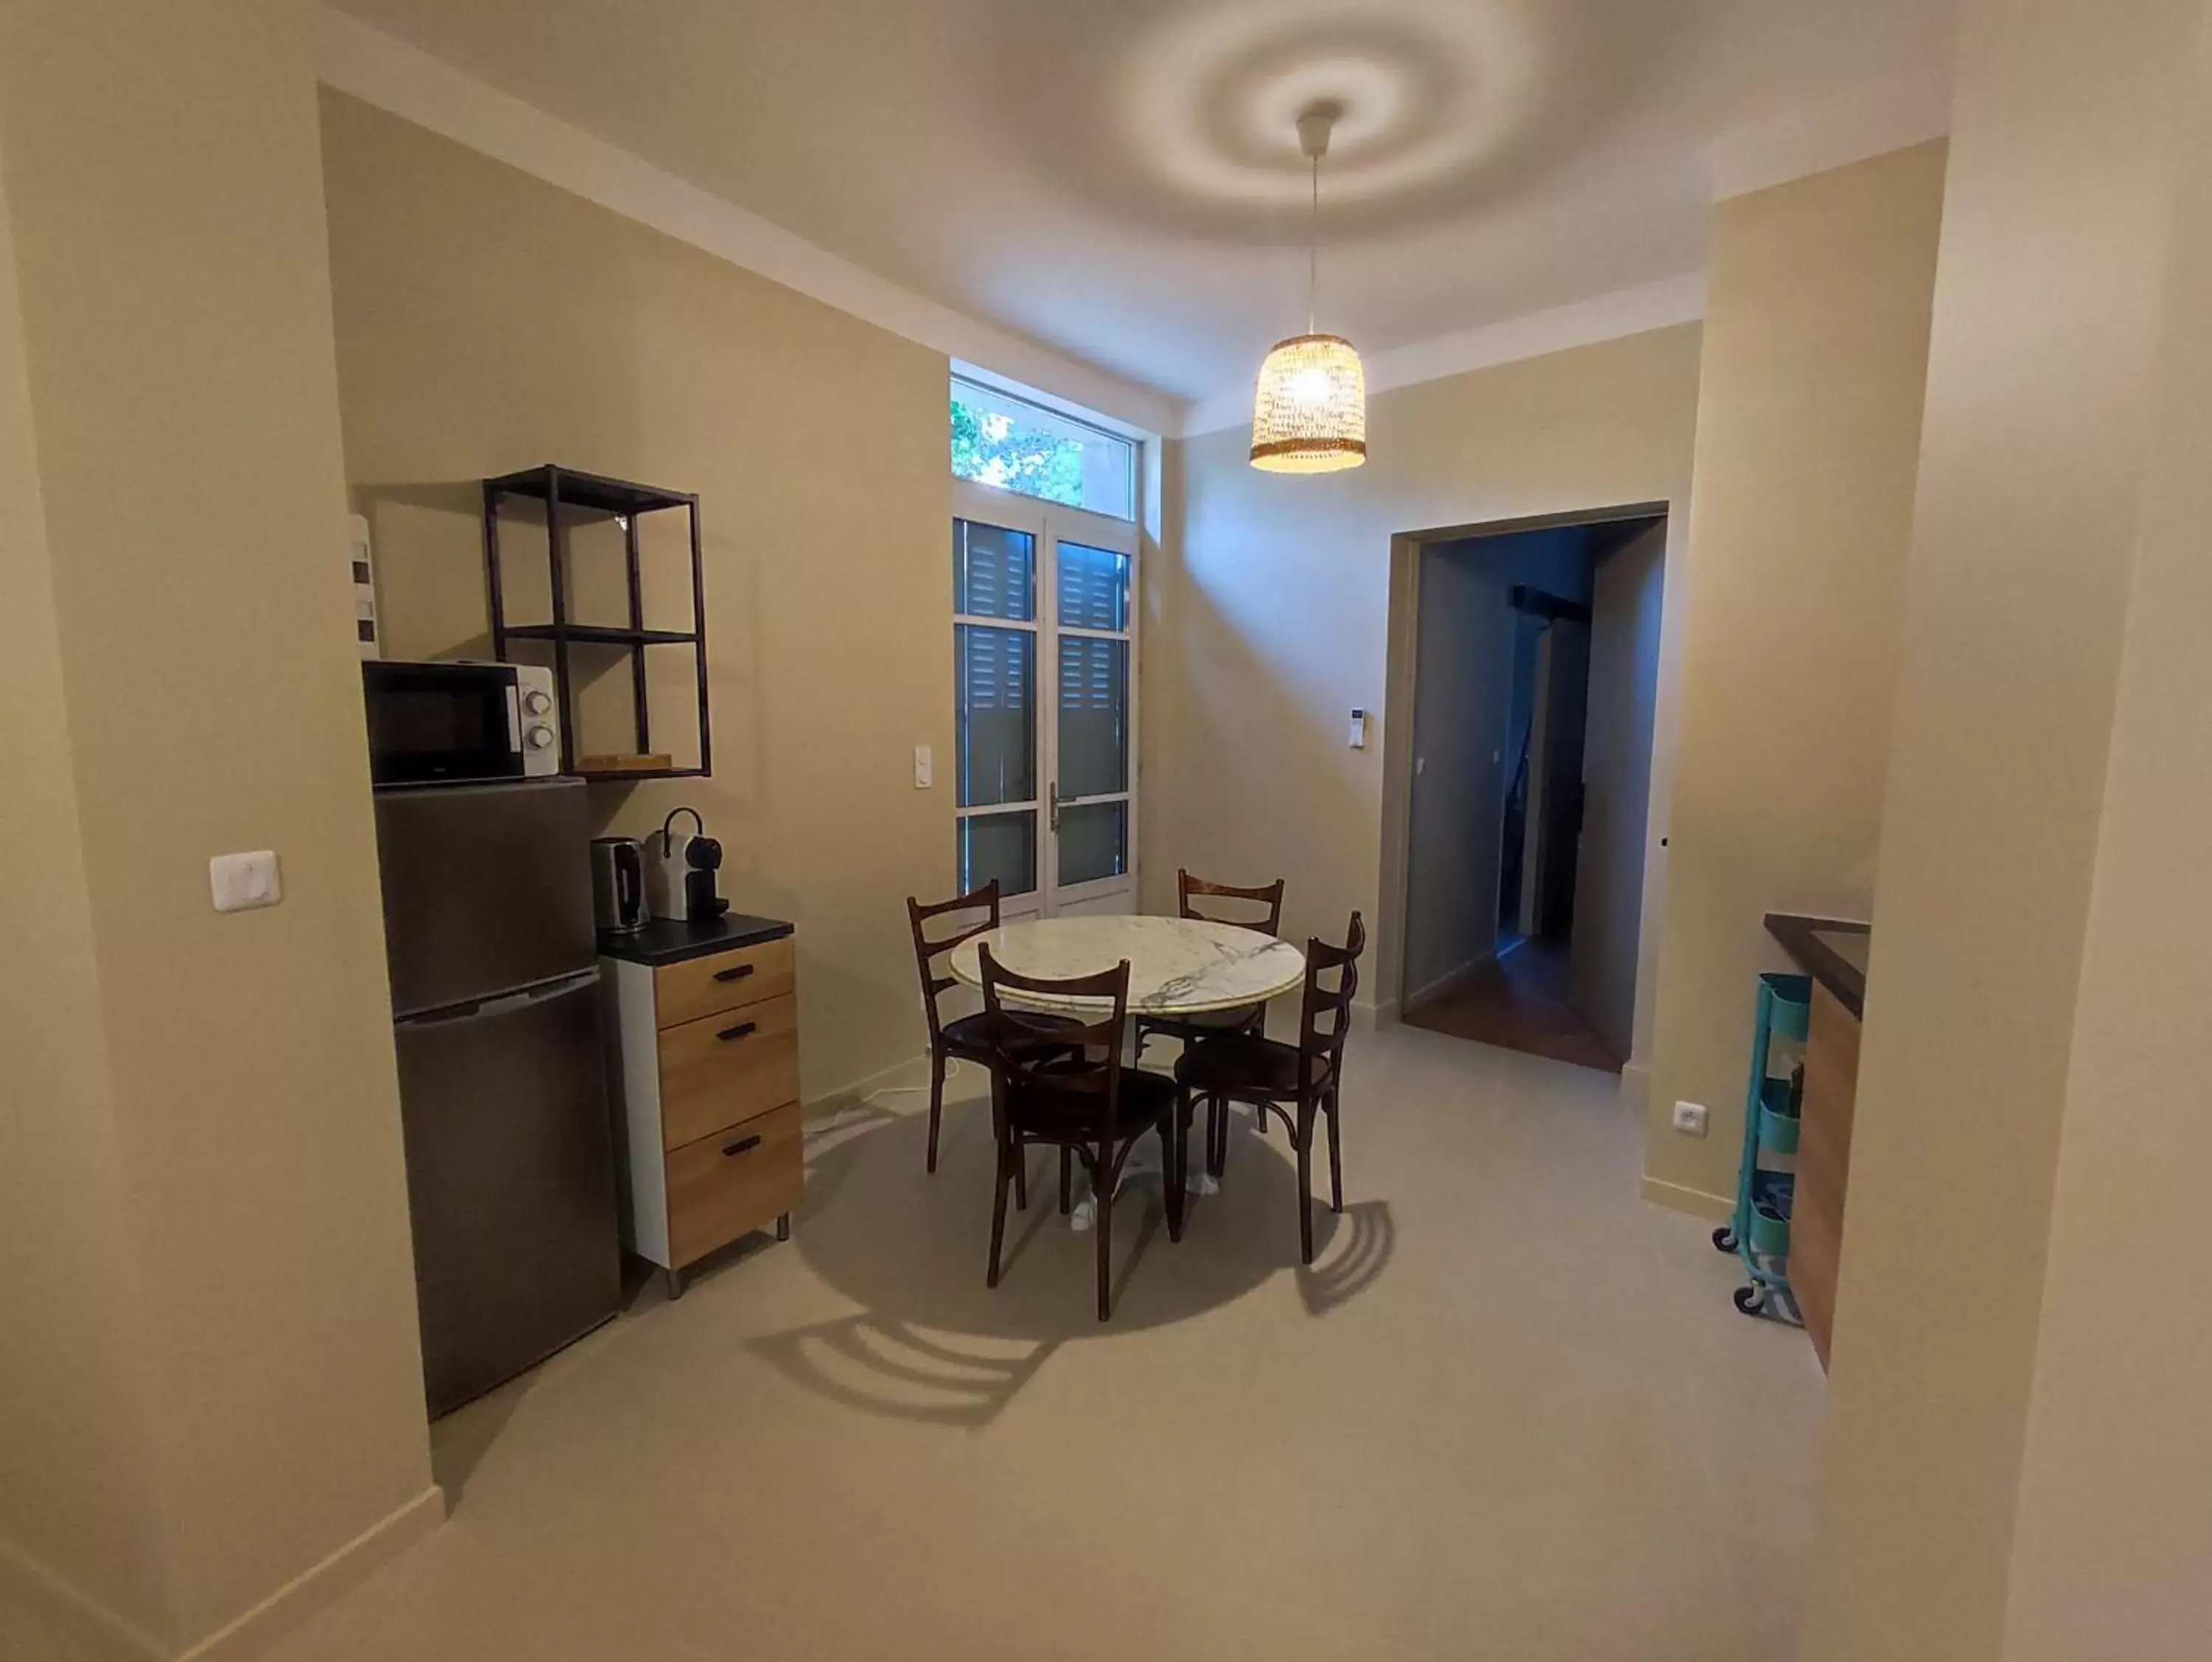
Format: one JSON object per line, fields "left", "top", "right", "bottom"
{"left": 375, "top": 777, "right": 621, "bottom": 1419}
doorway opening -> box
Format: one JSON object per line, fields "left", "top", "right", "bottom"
{"left": 1390, "top": 510, "right": 1669, "bottom": 1074}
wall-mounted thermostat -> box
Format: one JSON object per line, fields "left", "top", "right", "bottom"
{"left": 1349, "top": 709, "right": 1368, "bottom": 749}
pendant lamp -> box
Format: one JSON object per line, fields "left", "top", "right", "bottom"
{"left": 1251, "top": 101, "right": 1366, "bottom": 473}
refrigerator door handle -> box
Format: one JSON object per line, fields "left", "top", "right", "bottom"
{"left": 395, "top": 968, "right": 600, "bottom": 1030}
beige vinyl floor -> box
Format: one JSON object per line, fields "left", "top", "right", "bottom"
{"left": 265, "top": 1023, "right": 1823, "bottom": 1662}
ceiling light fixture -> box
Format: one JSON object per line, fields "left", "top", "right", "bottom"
{"left": 1251, "top": 100, "right": 1366, "bottom": 474}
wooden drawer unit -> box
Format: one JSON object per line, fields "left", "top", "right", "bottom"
{"left": 666, "top": 1104, "right": 803, "bottom": 1268}
{"left": 601, "top": 922, "right": 802, "bottom": 1298}
{"left": 656, "top": 994, "right": 799, "bottom": 1150}
{"left": 654, "top": 935, "right": 795, "bottom": 1029}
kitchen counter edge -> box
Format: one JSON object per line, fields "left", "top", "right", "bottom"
{"left": 597, "top": 914, "right": 795, "bottom": 967}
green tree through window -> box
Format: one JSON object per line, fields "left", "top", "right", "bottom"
{"left": 950, "top": 394, "right": 1085, "bottom": 508}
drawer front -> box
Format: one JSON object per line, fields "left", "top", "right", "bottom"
{"left": 666, "top": 1102, "right": 803, "bottom": 1268}
{"left": 655, "top": 936, "right": 796, "bottom": 1031}
{"left": 657, "top": 992, "right": 799, "bottom": 1150}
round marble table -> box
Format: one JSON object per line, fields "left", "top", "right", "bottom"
{"left": 947, "top": 915, "right": 1305, "bottom": 1227}
{"left": 945, "top": 914, "right": 1307, "bottom": 1015}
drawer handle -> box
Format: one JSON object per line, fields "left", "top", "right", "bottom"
{"left": 722, "top": 1134, "right": 762, "bottom": 1158}
{"left": 713, "top": 963, "right": 756, "bottom": 984}
{"left": 716, "top": 1021, "right": 757, "bottom": 1043}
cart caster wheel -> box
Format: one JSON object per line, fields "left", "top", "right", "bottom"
{"left": 1711, "top": 1225, "right": 1738, "bottom": 1253}
{"left": 1733, "top": 1284, "right": 1765, "bottom": 1316}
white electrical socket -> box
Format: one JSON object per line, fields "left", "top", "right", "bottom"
{"left": 1672, "top": 1100, "right": 1709, "bottom": 1138}
{"left": 209, "top": 850, "right": 282, "bottom": 914}
{"left": 913, "top": 745, "right": 933, "bottom": 789}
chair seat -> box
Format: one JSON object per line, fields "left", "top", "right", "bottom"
{"left": 1175, "top": 1034, "right": 1329, "bottom": 1099}
{"left": 1005, "top": 1061, "right": 1181, "bottom": 1138}
{"left": 942, "top": 1008, "right": 1083, "bottom": 1060}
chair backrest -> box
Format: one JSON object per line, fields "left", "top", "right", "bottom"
{"left": 1177, "top": 868, "right": 1286, "bottom": 936}
{"left": 978, "top": 945, "right": 1131, "bottom": 1140}
{"left": 1298, "top": 911, "right": 1367, "bottom": 1086}
{"left": 905, "top": 880, "right": 1001, "bottom": 1042}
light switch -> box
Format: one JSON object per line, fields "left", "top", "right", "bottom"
{"left": 209, "top": 850, "right": 282, "bottom": 914}
{"left": 913, "top": 745, "right": 934, "bottom": 789}
{"left": 1348, "top": 709, "right": 1368, "bottom": 749}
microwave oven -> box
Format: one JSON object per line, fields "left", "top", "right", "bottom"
{"left": 362, "top": 660, "right": 561, "bottom": 787}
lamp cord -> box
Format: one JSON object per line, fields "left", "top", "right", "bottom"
{"left": 1307, "top": 153, "right": 1319, "bottom": 335}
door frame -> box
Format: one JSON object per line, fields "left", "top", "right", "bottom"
{"left": 1377, "top": 502, "right": 1678, "bottom": 1069}
{"left": 952, "top": 480, "right": 1141, "bottom": 917}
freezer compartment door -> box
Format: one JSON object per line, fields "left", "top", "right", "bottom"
{"left": 394, "top": 968, "right": 621, "bottom": 1418}
{"left": 376, "top": 778, "right": 596, "bottom": 1016}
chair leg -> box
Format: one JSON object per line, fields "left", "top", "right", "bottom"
{"left": 986, "top": 1138, "right": 1011, "bottom": 1289}
{"left": 1206, "top": 1094, "right": 1225, "bottom": 1178}
{"left": 1095, "top": 1146, "right": 1113, "bottom": 1322}
{"left": 1059, "top": 1145, "right": 1073, "bottom": 1215}
{"left": 925, "top": 1048, "right": 946, "bottom": 1174}
{"left": 1295, "top": 1102, "right": 1317, "bottom": 1265}
{"left": 1166, "top": 1104, "right": 1189, "bottom": 1242}
{"left": 1326, "top": 1088, "right": 1344, "bottom": 1214}
{"left": 1014, "top": 1141, "right": 1029, "bottom": 1211}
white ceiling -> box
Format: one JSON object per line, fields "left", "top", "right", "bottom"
{"left": 328, "top": 1, "right": 1955, "bottom": 419}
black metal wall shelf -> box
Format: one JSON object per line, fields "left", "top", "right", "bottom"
{"left": 482, "top": 464, "right": 711, "bottom": 782}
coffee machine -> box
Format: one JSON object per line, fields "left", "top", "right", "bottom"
{"left": 645, "top": 807, "right": 728, "bottom": 923}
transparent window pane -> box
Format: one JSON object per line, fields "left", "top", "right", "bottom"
{"left": 1057, "top": 541, "right": 1130, "bottom": 631}
{"left": 1057, "top": 636, "right": 1127, "bottom": 799}
{"left": 953, "top": 520, "right": 1035, "bottom": 621}
{"left": 1058, "top": 801, "right": 1127, "bottom": 887}
{"left": 950, "top": 380, "right": 1134, "bottom": 521}
{"left": 956, "top": 624, "right": 1036, "bottom": 807}
{"left": 960, "top": 811, "right": 1037, "bottom": 897}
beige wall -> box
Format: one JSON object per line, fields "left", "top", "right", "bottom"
{"left": 2000, "top": 25, "right": 2212, "bottom": 1648}
{"left": 0, "top": 129, "right": 168, "bottom": 1655}
{"left": 1151, "top": 327, "right": 1701, "bottom": 1056}
{"left": 1804, "top": 1, "right": 2212, "bottom": 1656}
{"left": 319, "top": 92, "right": 956, "bottom": 1105}
{"left": 0, "top": 1, "right": 437, "bottom": 1654}
{"left": 1641, "top": 143, "right": 1947, "bottom": 1212}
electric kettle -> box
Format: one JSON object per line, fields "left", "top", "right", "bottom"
{"left": 590, "top": 836, "right": 650, "bottom": 933}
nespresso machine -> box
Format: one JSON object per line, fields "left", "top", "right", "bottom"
{"left": 645, "top": 806, "right": 728, "bottom": 923}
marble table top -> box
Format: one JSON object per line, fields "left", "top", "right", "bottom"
{"left": 947, "top": 914, "right": 1307, "bottom": 1016}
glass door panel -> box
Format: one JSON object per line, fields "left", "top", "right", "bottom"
{"left": 954, "top": 515, "right": 1041, "bottom": 903}
{"left": 953, "top": 490, "right": 1136, "bottom": 916}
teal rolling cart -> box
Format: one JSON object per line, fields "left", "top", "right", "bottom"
{"left": 1713, "top": 971, "right": 1810, "bottom": 1318}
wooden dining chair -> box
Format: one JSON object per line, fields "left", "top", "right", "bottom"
{"left": 978, "top": 947, "right": 1190, "bottom": 1321}
{"left": 1172, "top": 911, "right": 1365, "bottom": 1264}
{"left": 905, "top": 880, "right": 1081, "bottom": 1175}
{"left": 1130, "top": 869, "right": 1287, "bottom": 1068}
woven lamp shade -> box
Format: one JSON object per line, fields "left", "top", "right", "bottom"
{"left": 1250, "top": 333, "right": 1368, "bottom": 473}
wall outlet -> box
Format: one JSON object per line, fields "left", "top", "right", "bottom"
{"left": 913, "top": 744, "right": 933, "bottom": 789}
{"left": 1671, "top": 1100, "right": 1709, "bottom": 1138}
{"left": 209, "top": 850, "right": 282, "bottom": 914}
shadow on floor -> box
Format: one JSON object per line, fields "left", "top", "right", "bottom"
{"left": 748, "top": 1091, "right": 1392, "bottom": 1424}
{"left": 1296, "top": 1198, "right": 1397, "bottom": 1316}
{"left": 1404, "top": 937, "right": 1620, "bottom": 1074}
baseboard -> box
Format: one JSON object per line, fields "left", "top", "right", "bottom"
{"left": 1640, "top": 1175, "right": 1734, "bottom": 1223}
{"left": 0, "top": 1535, "right": 167, "bottom": 1662}
{"left": 1618, "top": 1061, "right": 1651, "bottom": 1114}
{"left": 178, "top": 1485, "right": 444, "bottom": 1662}
{"left": 1402, "top": 951, "right": 1495, "bottom": 1014}
{"left": 805, "top": 1050, "right": 936, "bottom": 1118}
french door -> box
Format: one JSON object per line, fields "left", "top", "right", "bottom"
{"left": 952, "top": 481, "right": 1138, "bottom": 918}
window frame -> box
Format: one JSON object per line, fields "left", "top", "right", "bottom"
{"left": 952, "top": 478, "right": 1140, "bottom": 916}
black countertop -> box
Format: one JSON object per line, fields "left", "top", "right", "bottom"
{"left": 597, "top": 912, "right": 793, "bottom": 967}
{"left": 1765, "top": 913, "right": 1872, "bottom": 1021}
